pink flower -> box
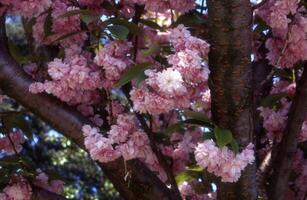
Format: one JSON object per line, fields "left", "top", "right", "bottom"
{"left": 0, "top": 131, "right": 25, "bottom": 154}
{"left": 82, "top": 125, "right": 121, "bottom": 163}
{"left": 155, "top": 68, "right": 187, "bottom": 95}
{"left": 3, "top": 177, "right": 32, "bottom": 200}
{"left": 7, "top": 0, "right": 51, "bottom": 18}
{"left": 34, "top": 170, "right": 64, "bottom": 194}
{"left": 195, "top": 140, "right": 255, "bottom": 183}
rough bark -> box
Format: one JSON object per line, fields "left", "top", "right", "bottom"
{"left": 207, "top": 0, "right": 256, "bottom": 199}
{"left": 0, "top": 16, "right": 175, "bottom": 200}
{"left": 269, "top": 67, "right": 307, "bottom": 200}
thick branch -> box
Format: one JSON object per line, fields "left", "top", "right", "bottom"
{"left": 269, "top": 67, "right": 307, "bottom": 200}
{"left": 32, "top": 187, "right": 67, "bottom": 200}
{"left": 207, "top": 0, "right": 256, "bottom": 199}
{"left": 0, "top": 17, "right": 175, "bottom": 200}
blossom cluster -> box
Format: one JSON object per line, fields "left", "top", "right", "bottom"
{"left": 82, "top": 113, "right": 167, "bottom": 181}
{"left": 258, "top": 80, "right": 307, "bottom": 142}
{"left": 30, "top": 45, "right": 103, "bottom": 118}
{"left": 34, "top": 170, "right": 64, "bottom": 194}
{"left": 195, "top": 140, "right": 255, "bottom": 182}
{"left": 0, "top": 130, "right": 25, "bottom": 154}
{"left": 0, "top": 176, "right": 32, "bottom": 200}
{"left": 32, "top": 0, "right": 87, "bottom": 47}
{"left": 94, "top": 41, "right": 133, "bottom": 89}
{"left": 2, "top": 0, "right": 51, "bottom": 18}
{"left": 257, "top": 0, "right": 307, "bottom": 68}
{"left": 0, "top": 172, "right": 64, "bottom": 200}
{"left": 130, "top": 25, "right": 211, "bottom": 115}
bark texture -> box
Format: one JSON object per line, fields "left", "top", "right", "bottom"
{"left": 207, "top": 0, "right": 256, "bottom": 199}
{"left": 269, "top": 67, "right": 307, "bottom": 200}
{"left": 0, "top": 16, "right": 176, "bottom": 200}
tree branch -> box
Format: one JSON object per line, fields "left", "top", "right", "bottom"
{"left": 269, "top": 66, "right": 307, "bottom": 200}
{"left": 32, "top": 186, "right": 67, "bottom": 200}
{"left": 207, "top": 0, "right": 256, "bottom": 199}
{"left": 0, "top": 16, "right": 175, "bottom": 200}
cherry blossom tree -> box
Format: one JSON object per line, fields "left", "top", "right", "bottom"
{"left": 0, "top": 0, "right": 306, "bottom": 199}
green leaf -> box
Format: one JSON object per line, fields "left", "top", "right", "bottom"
{"left": 261, "top": 93, "right": 287, "bottom": 108}
{"left": 80, "top": 13, "right": 97, "bottom": 24}
{"left": 173, "top": 11, "right": 206, "bottom": 27}
{"left": 186, "top": 165, "right": 203, "bottom": 172}
{"left": 107, "top": 25, "right": 130, "bottom": 40}
{"left": 230, "top": 140, "right": 239, "bottom": 154}
{"left": 139, "top": 19, "right": 163, "bottom": 31}
{"left": 142, "top": 43, "right": 161, "bottom": 57}
{"left": 175, "top": 169, "right": 202, "bottom": 185}
{"left": 214, "top": 127, "right": 233, "bottom": 148}
{"left": 183, "top": 111, "right": 212, "bottom": 124}
{"left": 7, "top": 40, "right": 29, "bottom": 64}
{"left": 44, "top": 10, "right": 53, "bottom": 37}
{"left": 104, "top": 18, "right": 140, "bottom": 35}
{"left": 134, "top": 70, "right": 148, "bottom": 86}
{"left": 57, "top": 9, "right": 91, "bottom": 18}
{"left": 115, "top": 63, "right": 151, "bottom": 88}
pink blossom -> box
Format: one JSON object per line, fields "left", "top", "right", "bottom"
{"left": 6, "top": 0, "right": 51, "bottom": 18}
{"left": 256, "top": 0, "right": 299, "bottom": 37}
{"left": 155, "top": 68, "right": 187, "bottom": 95}
{"left": 0, "top": 131, "right": 25, "bottom": 154}
{"left": 94, "top": 41, "right": 132, "bottom": 88}
{"left": 82, "top": 125, "right": 121, "bottom": 163}
{"left": 3, "top": 177, "right": 32, "bottom": 200}
{"left": 34, "top": 170, "right": 64, "bottom": 194}
{"left": 195, "top": 140, "right": 255, "bottom": 182}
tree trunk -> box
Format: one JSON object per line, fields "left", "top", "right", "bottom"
{"left": 269, "top": 67, "right": 307, "bottom": 200}
{"left": 207, "top": 0, "right": 257, "bottom": 199}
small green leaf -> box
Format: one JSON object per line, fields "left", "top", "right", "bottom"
{"left": 142, "top": 43, "right": 161, "bottom": 56}
{"left": 57, "top": 9, "right": 91, "bottom": 18}
{"left": 214, "top": 127, "right": 233, "bottom": 148}
{"left": 104, "top": 18, "right": 140, "bottom": 35}
{"left": 175, "top": 169, "right": 202, "bottom": 185}
{"left": 44, "top": 10, "right": 53, "bottom": 37}
{"left": 115, "top": 63, "right": 151, "bottom": 88}
{"left": 107, "top": 25, "right": 129, "bottom": 40}
{"left": 80, "top": 13, "right": 97, "bottom": 24}
{"left": 230, "top": 140, "right": 239, "bottom": 154}
{"left": 135, "top": 71, "right": 148, "bottom": 86}
{"left": 183, "top": 111, "right": 212, "bottom": 124}
{"left": 139, "top": 19, "right": 163, "bottom": 31}
{"left": 261, "top": 93, "right": 286, "bottom": 108}
{"left": 7, "top": 40, "right": 28, "bottom": 64}
{"left": 173, "top": 12, "right": 206, "bottom": 27}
